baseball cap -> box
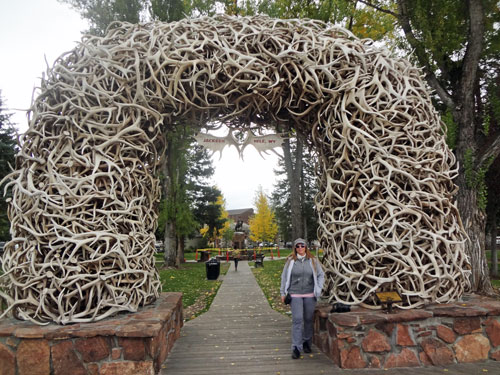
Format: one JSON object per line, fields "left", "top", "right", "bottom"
{"left": 293, "top": 238, "right": 306, "bottom": 247}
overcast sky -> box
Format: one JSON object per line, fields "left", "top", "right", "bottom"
{"left": 0, "top": 0, "right": 280, "bottom": 210}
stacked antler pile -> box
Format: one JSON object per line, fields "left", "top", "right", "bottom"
{"left": 311, "top": 58, "right": 471, "bottom": 308}
{"left": 0, "top": 15, "right": 468, "bottom": 323}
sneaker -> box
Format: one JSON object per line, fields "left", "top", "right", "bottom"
{"left": 291, "top": 347, "right": 300, "bottom": 359}
{"left": 303, "top": 341, "right": 312, "bottom": 353}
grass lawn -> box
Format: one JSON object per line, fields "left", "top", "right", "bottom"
{"left": 250, "top": 258, "right": 290, "bottom": 315}
{"left": 158, "top": 262, "right": 230, "bottom": 321}
{"left": 155, "top": 248, "right": 302, "bottom": 262}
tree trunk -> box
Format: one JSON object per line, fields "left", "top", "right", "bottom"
{"left": 491, "top": 221, "right": 498, "bottom": 278}
{"left": 455, "top": 169, "right": 494, "bottom": 294}
{"left": 449, "top": 0, "right": 493, "bottom": 295}
{"left": 163, "top": 138, "right": 179, "bottom": 268}
{"left": 452, "top": 0, "right": 493, "bottom": 292}
{"left": 300, "top": 165, "right": 308, "bottom": 242}
{"left": 283, "top": 136, "right": 304, "bottom": 240}
{"left": 488, "top": 203, "right": 498, "bottom": 278}
{"left": 177, "top": 235, "right": 185, "bottom": 264}
{"left": 164, "top": 221, "right": 177, "bottom": 267}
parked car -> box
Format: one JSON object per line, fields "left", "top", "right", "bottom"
{"left": 259, "top": 242, "right": 274, "bottom": 247}
{"left": 497, "top": 237, "right": 500, "bottom": 245}
{"left": 155, "top": 241, "right": 164, "bottom": 253}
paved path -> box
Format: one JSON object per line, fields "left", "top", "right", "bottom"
{"left": 161, "top": 261, "right": 500, "bottom": 374}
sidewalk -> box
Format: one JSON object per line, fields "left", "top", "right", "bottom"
{"left": 161, "top": 261, "right": 500, "bottom": 374}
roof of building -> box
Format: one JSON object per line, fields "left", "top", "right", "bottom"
{"left": 227, "top": 208, "right": 254, "bottom": 215}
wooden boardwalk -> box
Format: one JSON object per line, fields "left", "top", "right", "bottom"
{"left": 161, "top": 261, "right": 336, "bottom": 375}
{"left": 161, "top": 261, "right": 500, "bottom": 375}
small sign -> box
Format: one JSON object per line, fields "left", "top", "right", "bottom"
{"left": 194, "top": 130, "right": 284, "bottom": 160}
{"left": 375, "top": 291, "right": 402, "bottom": 303}
{"left": 375, "top": 291, "right": 402, "bottom": 314}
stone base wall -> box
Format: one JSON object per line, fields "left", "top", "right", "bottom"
{"left": 0, "top": 293, "right": 183, "bottom": 375}
{"left": 313, "top": 294, "right": 500, "bottom": 369}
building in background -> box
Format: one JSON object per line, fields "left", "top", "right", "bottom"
{"left": 227, "top": 208, "right": 254, "bottom": 224}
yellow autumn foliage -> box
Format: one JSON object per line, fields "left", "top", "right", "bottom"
{"left": 249, "top": 187, "right": 278, "bottom": 243}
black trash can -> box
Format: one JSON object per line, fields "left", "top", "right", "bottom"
{"left": 255, "top": 254, "right": 264, "bottom": 267}
{"left": 205, "top": 257, "right": 220, "bottom": 280}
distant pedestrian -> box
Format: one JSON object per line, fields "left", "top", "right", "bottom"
{"left": 233, "top": 251, "right": 240, "bottom": 271}
{"left": 280, "top": 238, "right": 324, "bottom": 359}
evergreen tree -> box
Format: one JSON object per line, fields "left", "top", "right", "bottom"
{"left": 271, "top": 174, "right": 292, "bottom": 243}
{"left": 158, "top": 124, "right": 198, "bottom": 266}
{"left": 199, "top": 191, "right": 229, "bottom": 247}
{"left": 157, "top": 124, "right": 218, "bottom": 266}
{"left": 0, "top": 92, "right": 18, "bottom": 241}
{"left": 249, "top": 187, "right": 278, "bottom": 244}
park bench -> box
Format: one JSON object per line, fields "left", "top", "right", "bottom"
{"left": 254, "top": 254, "right": 264, "bottom": 267}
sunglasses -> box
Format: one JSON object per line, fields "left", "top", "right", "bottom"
{"left": 295, "top": 244, "right": 306, "bottom": 248}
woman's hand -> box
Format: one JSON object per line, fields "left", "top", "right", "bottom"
{"left": 281, "top": 295, "right": 285, "bottom": 303}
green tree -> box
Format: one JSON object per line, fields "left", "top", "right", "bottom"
{"left": 157, "top": 125, "right": 218, "bottom": 265}
{"left": 61, "top": 0, "right": 146, "bottom": 35}
{"left": 249, "top": 187, "right": 278, "bottom": 244}
{"left": 149, "top": 0, "right": 186, "bottom": 21}
{"left": 159, "top": 124, "right": 199, "bottom": 267}
{"left": 265, "top": 0, "right": 397, "bottom": 41}
{"left": 222, "top": 220, "right": 235, "bottom": 247}
{"left": 199, "top": 192, "right": 229, "bottom": 247}
{"left": 61, "top": 0, "right": 222, "bottom": 34}
{"left": 355, "top": 0, "right": 500, "bottom": 294}
{"left": 271, "top": 177, "right": 292, "bottom": 243}
{"left": 0, "top": 92, "right": 18, "bottom": 241}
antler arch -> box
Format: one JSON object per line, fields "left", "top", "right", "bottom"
{"left": 0, "top": 15, "right": 469, "bottom": 324}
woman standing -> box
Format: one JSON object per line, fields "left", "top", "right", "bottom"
{"left": 280, "top": 238, "right": 325, "bottom": 359}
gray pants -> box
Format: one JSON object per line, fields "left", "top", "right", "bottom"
{"left": 290, "top": 296, "right": 316, "bottom": 350}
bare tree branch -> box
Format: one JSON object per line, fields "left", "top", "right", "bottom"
{"left": 478, "top": 136, "right": 500, "bottom": 168}
{"left": 350, "top": 0, "right": 398, "bottom": 17}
